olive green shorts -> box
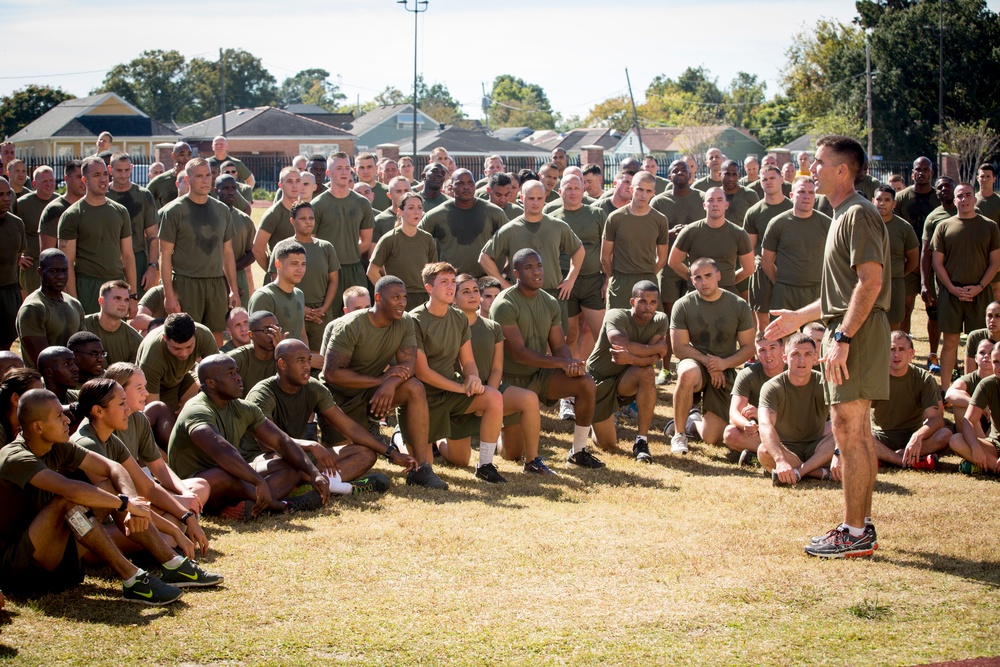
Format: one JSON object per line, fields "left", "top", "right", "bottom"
{"left": 593, "top": 371, "right": 635, "bottom": 423}
{"left": 658, "top": 268, "right": 689, "bottom": 306}
{"left": 608, "top": 272, "right": 655, "bottom": 310}
{"left": 748, "top": 266, "right": 773, "bottom": 313}
{"left": 822, "top": 312, "right": 890, "bottom": 405}
{"left": 504, "top": 368, "right": 558, "bottom": 406}
{"left": 873, "top": 428, "right": 914, "bottom": 450}
{"left": 937, "top": 286, "right": 989, "bottom": 335}
{"left": 76, "top": 274, "right": 110, "bottom": 315}
{"left": 888, "top": 276, "right": 906, "bottom": 324}
{"left": 0, "top": 529, "right": 83, "bottom": 595}
{"left": 771, "top": 282, "right": 820, "bottom": 313}
{"left": 785, "top": 436, "right": 823, "bottom": 462}
{"left": 568, "top": 273, "right": 605, "bottom": 317}
{"left": 690, "top": 361, "right": 736, "bottom": 420}
{"left": 173, "top": 274, "right": 229, "bottom": 332}
{"left": 333, "top": 262, "right": 366, "bottom": 315}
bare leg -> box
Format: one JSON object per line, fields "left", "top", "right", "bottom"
{"left": 940, "top": 333, "right": 960, "bottom": 388}
{"left": 902, "top": 294, "right": 916, "bottom": 334}
{"left": 500, "top": 386, "right": 539, "bottom": 462}
{"left": 723, "top": 424, "right": 761, "bottom": 454}
{"left": 671, "top": 359, "right": 704, "bottom": 435}
{"left": 873, "top": 437, "right": 905, "bottom": 466}
{"left": 329, "top": 444, "right": 377, "bottom": 481}
{"left": 546, "top": 370, "right": 596, "bottom": 427}
{"left": 831, "top": 400, "right": 877, "bottom": 528}
{"left": 617, "top": 365, "right": 655, "bottom": 437}
{"left": 395, "top": 377, "right": 431, "bottom": 464}
{"left": 591, "top": 418, "right": 618, "bottom": 451}
{"left": 145, "top": 401, "right": 175, "bottom": 455}
{"left": 579, "top": 307, "right": 605, "bottom": 362}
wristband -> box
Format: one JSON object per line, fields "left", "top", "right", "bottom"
{"left": 180, "top": 511, "right": 196, "bottom": 524}
{"left": 384, "top": 441, "right": 399, "bottom": 461}
{"left": 117, "top": 494, "right": 129, "bottom": 513}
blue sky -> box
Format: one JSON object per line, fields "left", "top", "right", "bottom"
{"left": 4, "top": 0, "right": 1000, "bottom": 121}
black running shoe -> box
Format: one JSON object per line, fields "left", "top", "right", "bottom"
{"left": 406, "top": 462, "right": 449, "bottom": 489}
{"left": 567, "top": 448, "right": 606, "bottom": 468}
{"left": 123, "top": 572, "right": 184, "bottom": 605}
{"left": 633, "top": 439, "right": 652, "bottom": 463}
{"left": 804, "top": 525, "right": 876, "bottom": 558}
{"left": 351, "top": 473, "right": 391, "bottom": 495}
{"left": 160, "top": 558, "right": 224, "bottom": 588}
{"left": 474, "top": 462, "right": 508, "bottom": 484}
{"left": 285, "top": 490, "right": 324, "bottom": 513}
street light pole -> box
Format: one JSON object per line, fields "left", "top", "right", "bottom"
{"left": 399, "top": 0, "right": 428, "bottom": 161}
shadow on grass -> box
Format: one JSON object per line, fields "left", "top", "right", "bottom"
{"left": 16, "top": 581, "right": 187, "bottom": 625}
{"left": 0, "top": 645, "right": 16, "bottom": 659}
{"left": 883, "top": 549, "right": 1000, "bottom": 588}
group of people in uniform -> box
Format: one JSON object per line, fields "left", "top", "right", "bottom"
{"left": 0, "top": 130, "right": 997, "bottom": 609}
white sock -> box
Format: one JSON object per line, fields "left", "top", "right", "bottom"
{"left": 479, "top": 441, "right": 497, "bottom": 467}
{"left": 124, "top": 569, "right": 144, "bottom": 586}
{"left": 163, "top": 555, "right": 185, "bottom": 569}
{"left": 572, "top": 425, "right": 589, "bottom": 454}
{"left": 325, "top": 470, "right": 354, "bottom": 496}
{"left": 864, "top": 516, "right": 873, "bottom": 526}
{"left": 844, "top": 523, "right": 866, "bottom": 537}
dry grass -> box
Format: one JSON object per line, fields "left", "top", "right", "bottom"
{"left": 2, "top": 223, "right": 998, "bottom": 665}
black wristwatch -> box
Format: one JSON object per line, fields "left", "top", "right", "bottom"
{"left": 179, "top": 511, "right": 196, "bottom": 524}
{"left": 833, "top": 330, "right": 853, "bottom": 345}
{"left": 117, "top": 494, "right": 129, "bottom": 512}
{"left": 384, "top": 441, "right": 399, "bottom": 461}
{"left": 148, "top": 261, "right": 159, "bottom": 269}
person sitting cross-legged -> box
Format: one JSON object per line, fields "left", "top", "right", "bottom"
{"left": 947, "top": 337, "right": 994, "bottom": 428}
{"left": 950, "top": 343, "right": 1000, "bottom": 475}
{"left": 723, "top": 333, "right": 786, "bottom": 464}
{"left": 757, "top": 333, "right": 836, "bottom": 485}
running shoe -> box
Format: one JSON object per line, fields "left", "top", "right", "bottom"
{"left": 523, "top": 457, "right": 557, "bottom": 475}
{"left": 474, "top": 463, "right": 508, "bottom": 484}
{"left": 804, "top": 525, "right": 876, "bottom": 558}
{"left": 406, "top": 462, "right": 449, "bottom": 489}
{"left": 160, "top": 558, "right": 224, "bottom": 588}
{"left": 123, "top": 572, "right": 184, "bottom": 605}
{"left": 567, "top": 448, "right": 606, "bottom": 468}
{"left": 670, "top": 433, "right": 689, "bottom": 455}
{"left": 633, "top": 438, "right": 652, "bottom": 463}
{"left": 351, "top": 473, "right": 391, "bottom": 494}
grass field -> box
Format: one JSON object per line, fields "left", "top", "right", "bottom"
{"left": 1, "top": 211, "right": 998, "bottom": 666}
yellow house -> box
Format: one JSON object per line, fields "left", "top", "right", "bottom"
{"left": 7, "top": 92, "right": 179, "bottom": 158}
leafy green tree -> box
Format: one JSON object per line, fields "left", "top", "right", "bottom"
{"left": 374, "top": 86, "right": 408, "bottom": 106}
{"left": 279, "top": 69, "right": 345, "bottom": 110}
{"left": 583, "top": 95, "right": 632, "bottom": 132}
{"left": 725, "top": 72, "right": 767, "bottom": 128}
{"left": 488, "top": 75, "right": 556, "bottom": 129}
{"left": 185, "top": 49, "right": 278, "bottom": 123}
{"left": 0, "top": 85, "right": 74, "bottom": 139}
{"left": 94, "top": 50, "right": 189, "bottom": 124}
{"left": 370, "top": 77, "right": 463, "bottom": 124}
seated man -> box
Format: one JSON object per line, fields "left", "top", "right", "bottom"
{"left": 131, "top": 284, "right": 166, "bottom": 336}
{"left": 411, "top": 262, "right": 505, "bottom": 482}
{"left": 947, "top": 338, "right": 994, "bottom": 426}
{"left": 167, "top": 355, "right": 331, "bottom": 520}
{"left": 322, "top": 276, "right": 444, "bottom": 489}
{"left": 667, "top": 258, "right": 755, "bottom": 453}
{"left": 244, "top": 339, "right": 416, "bottom": 492}
{"left": 37, "top": 346, "right": 80, "bottom": 406}
{"left": 318, "top": 286, "right": 371, "bottom": 359}
{"left": 587, "top": 280, "right": 667, "bottom": 463}
{"left": 963, "top": 300, "right": 1000, "bottom": 374}
{"left": 0, "top": 351, "right": 23, "bottom": 381}
{"left": 136, "top": 313, "right": 218, "bottom": 412}
{"left": 16, "top": 249, "right": 85, "bottom": 369}
{"left": 220, "top": 307, "right": 250, "bottom": 354}
{"left": 81, "top": 280, "right": 143, "bottom": 366}
{"left": 723, "top": 334, "right": 786, "bottom": 463}
{"left": 68, "top": 331, "right": 106, "bottom": 385}
{"left": 757, "top": 333, "right": 835, "bottom": 485}
{"left": 870, "top": 331, "right": 951, "bottom": 469}
{"left": 490, "top": 248, "right": 604, "bottom": 469}
{"left": 951, "top": 343, "right": 1000, "bottom": 475}
{"left": 228, "top": 311, "right": 280, "bottom": 398}
{"left": 0, "top": 388, "right": 182, "bottom": 604}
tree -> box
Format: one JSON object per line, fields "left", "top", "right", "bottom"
{"left": 185, "top": 49, "right": 278, "bottom": 123}
{"left": 488, "top": 75, "right": 556, "bottom": 129}
{"left": 583, "top": 96, "right": 632, "bottom": 132}
{"left": 94, "top": 50, "right": 189, "bottom": 124}
{"left": 939, "top": 120, "right": 1000, "bottom": 184}
{"left": 747, "top": 97, "right": 803, "bottom": 150}
{"left": 0, "top": 85, "right": 73, "bottom": 139}
{"left": 374, "top": 86, "right": 407, "bottom": 106}
{"left": 420, "top": 79, "right": 464, "bottom": 125}
{"left": 724, "top": 72, "right": 767, "bottom": 128}
{"left": 279, "top": 69, "right": 345, "bottom": 110}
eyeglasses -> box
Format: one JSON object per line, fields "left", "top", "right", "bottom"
{"left": 250, "top": 326, "right": 280, "bottom": 334}
{"left": 79, "top": 350, "right": 108, "bottom": 359}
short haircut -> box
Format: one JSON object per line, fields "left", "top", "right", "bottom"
{"left": 616, "top": 169, "right": 637, "bottom": 180}
{"left": 67, "top": 331, "right": 101, "bottom": 350}
{"left": 163, "top": 313, "right": 196, "bottom": 343}
{"left": 220, "top": 160, "right": 236, "bottom": 171}
{"left": 329, "top": 151, "right": 349, "bottom": 162}
{"left": 755, "top": 331, "right": 782, "bottom": 345}
{"left": 290, "top": 201, "right": 313, "bottom": 219}
{"left": 721, "top": 159, "right": 740, "bottom": 171}
{"left": 225, "top": 306, "right": 248, "bottom": 324}
{"left": 874, "top": 185, "right": 896, "bottom": 198}
{"left": 786, "top": 331, "right": 816, "bottom": 351}
{"left": 64, "top": 160, "right": 82, "bottom": 179}
{"left": 814, "top": 135, "right": 865, "bottom": 180}
{"left": 631, "top": 280, "right": 659, "bottom": 297}
{"left": 478, "top": 276, "right": 502, "bottom": 293}
{"left": 387, "top": 175, "right": 410, "bottom": 189}
{"left": 803, "top": 321, "right": 826, "bottom": 334}
{"left": 489, "top": 172, "right": 512, "bottom": 189}
{"left": 98, "top": 131, "right": 113, "bottom": 141}
{"left": 110, "top": 152, "right": 130, "bottom": 166}
{"left": 272, "top": 239, "right": 306, "bottom": 263}
{"left": 484, "top": 154, "right": 503, "bottom": 166}
{"left": 936, "top": 175, "right": 956, "bottom": 186}
{"left": 279, "top": 166, "right": 298, "bottom": 181}
{"left": 33, "top": 165, "right": 53, "bottom": 180}
{"left": 979, "top": 163, "right": 996, "bottom": 176}
{"left": 421, "top": 261, "right": 456, "bottom": 286}
{"left": 761, "top": 164, "right": 781, "bottom": 177}
{"left": 16, "top": 388, "right": 62, "bottom": 433}
{"left": 342, "top": 285, "right": 370, "bottom": 303}
{"left": 80, "top": 155, "right": 105, "bottom": 177}
{"left": 582, "top": 163, "right": 602, "bottom": 177}
{"left": 888, "top": 173, "right": 904, "bottom": 183}
{"left": 307, "top": 154, "right": 326, "bottom": 163}
{"left": 512, "top": 248, "right": 541, "bottom": 271}
{"left": 100, "top": 279, "right": 130, "bottom": 297}
{"left": 248, "top": 310, "right": 276, "bottom": 329}
{"left": 517, "top": 168, "right": 538, "bottom": 184}
{"left": 791, "top": 176, "right": 814, "bottom": 190}
{"left": 375, "top": 275, "right": 405, "bottom": 294}
{"left": 690, "top": 257, "right": 719, "bottom": 272}
{"left": 890, "top": 330, "right": 913, "bottom": 349}
{"left": 355, "top": 152, "right": 377, "bottom": 165}
{"left": 184, "top": 156, "right": 209, "bottom": 176}
{"left": 631, "top": 171, "right": 655, "bottom": 187}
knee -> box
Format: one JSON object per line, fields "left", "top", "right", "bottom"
{"left": 402, "top": 377, "right": 426, "bottom": 401}
{"left": 484, "top": 386, "right": 503, "bottom": 410}
{"left": 638, "top": 365, "right": 656, "bottom": 384}
{"left": 723, "top": 424, "right": 739, "bottom": 444}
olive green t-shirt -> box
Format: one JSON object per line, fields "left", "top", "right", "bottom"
{"left": 259, "top": 201, "right": 296, "bottom": 253}
{"left": 489, "top": 286, "right": 561, "bottom": 379}
{"left": 168, "top": 392, "right": 265, "bottom": 478}
{"left": 81, "top": 314, "right": 142, "bottom": 365}
{"left": 208, "top": 155, "right": 251, "bottom": 182}
{"left": 930, "top": 214, "right": 1000, "bottom": 286}
{"left": 673, "top": 219, "right": 753, "bottom": 288}
{"left": 57, "top": 199, "right": 131, "bottom": 279}
{"left": 691, "top": 176, "right": 722, "bottom": 193}
{"left": 421, "top": 191, "right": 451, "bottom": 213}
{"left": 16, "top": 290, "right": 86, "bottom": 367}
{"left": 242, "top": 376, "right": 336, "bottom": 461}
{"left": 725, "top": 187, "right": 760, "bottom": 227}
{"left": 884, "top": 214, "right": 920, "bottom": 278}
{"left": 894, "top": 186, "right": 940, "bottom": 240}
{"left": 15, "top": 192, "right": 56, "bottom": 262}
{"left": 743, "top": 198, "right": 793, "bottom": 256}
{"left": 761, "top": 210, "right": 833, "bottom": 286}
{"left": 468, "top": 316, "right": 503, "bottom": 382}
{"left": 266, "top": 238, "right": 340, "bottom": 306}
{"left": 586, "top": 307, "right": 668, "bottom": 380}
{"left": 419, "top": 199, "right": 507, "bottom": 278}
{"left": 115, "top": 410, "right": 161, "bottom": 466}
{"left": 871, "top": 363, "right": 939, "bottom": 432}
{"left": 0, "top": 437, "right": 86, "bottom": 543}
{"left": 670, "top": 289, "right": 754, "bottom": 359}
{"left": 602, "top": 207, "right": 671, "bottom": 275}
{"left": 248, "top": 283, "right": 305, "bottom": 341}
{"left": 325, "top": 309, "right": 417, "bottom": 399}
{"left": 820, "top": 192, "right": 891, "bottom": 319}
{"left": 230, "top": 207, "right": 256, "bottom": 266}
{"left": 732, "top": 362, "right": 778, "bottom": 408}
{"left": 481, "top": 216, "right": 583, "bottom": 290}
{"left": 958, "top": 370, "right": 987, "bottom": 399}
{"left": 921, "top": 204, "right": 959, "bottom": 244}
{"left": 310, "top": 189, "right": 374, "bottom": 265}
{"left": 371, "top": 182, "right": 391, "bottom": 212}
{"left": 71, "top": 419, "right": 131, "bottom": 464}
{"left": 138, "top": 285, "right": 166, "bottom": 318}
{"left": 0, "top": 212, "right": 26, "bottom": 286}
{"left": 970, "top": 374, "right": 1000, "bottom": 436}
{"left": 759, "top": 370, "right": 829, "bottom": 445}
{"left": 136, "top": 322, "right": 218, "bottom": 394}
{"left": 372, "top": 209, "right": 397, "bottom": 247}
{"left": 38, "top": 195, "right": 73, "bottom": 241}
{"left": 548, "top": 205, "right": 607, "bottom": 276}
{"left": 650, "top": 189, "right": 706, "bottom": 229}
{"left": 411, "top": 303, "right": 472, "bottom": 395}
{"left": 158, "top": 196, "right": 235, "bottom": 279}
{"left": 107, "top": 184, "right": 157, "bottom": 256}
{"left": 502, "top": 202, "right": 524, "bottom": 221}
{"left": 147, "top": 168, "right": 179, "bottom": 210}
{"left": 370, "top": 227, "right": 438, "bottom": 293}
{"left": 976, "top": 192, "right": 1000, "bottom": 225}
{"left": 227, "top": 345, "right": 277, "bottom": 399}
{"left": 965, "top": 328, "right": 994, "bottom": 358}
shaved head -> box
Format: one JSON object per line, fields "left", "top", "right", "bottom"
{"left": 16, "top": 388, "right": 61, "bottom": 430}
{"left": 275, "top": 338, "right": 309, "bottom": 362}
{"left": 0, "top": 351, "right": 24, "bottom": 380}
{"left": 197, "top": 354, "right": 236, "bottom": 384}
